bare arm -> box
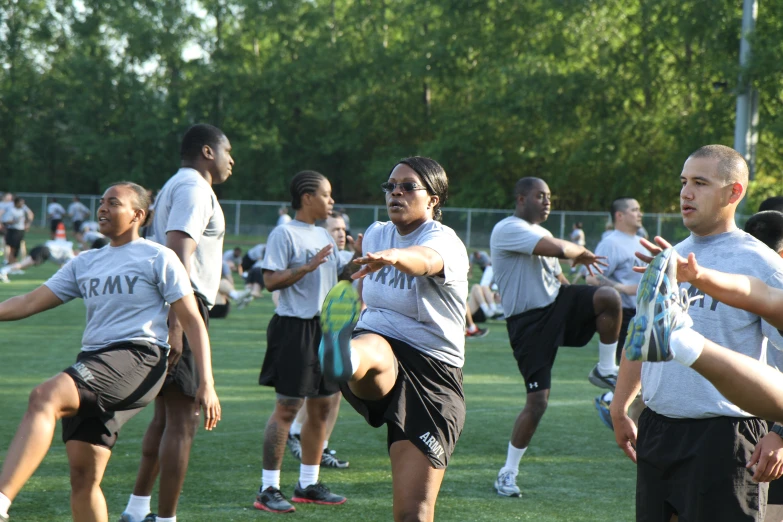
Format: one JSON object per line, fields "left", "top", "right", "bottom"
{"left": 263, "top": 244, "right": 334, "bottom": 291}
{"left": 166, "top": 230, "right": 198, "bottom": 366}
{"left": 533, "top": 237, "right": 607, "bottom": 275}
{"left": 610, "top": 351, "right": 643, "bottom": 463}
{"left": 171, "top": 295, "right": 220, "bottom": 430}
{"left": 586, "top": 274, "right": 637, "bottom": 296}
{"left": 0, "top": 285, "right": 63, "bottom": 321}
{"left": 352, "top": 246, "right": 443, "bottom": 280}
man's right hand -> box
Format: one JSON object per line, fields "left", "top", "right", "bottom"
{"left": 612, "top": 411, "right": 639, "bottom": 463}
{"left": 306, "top": 244, "right": 333, "bottom": 271}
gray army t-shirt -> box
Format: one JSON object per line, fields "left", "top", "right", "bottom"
{"left": 594, "top": 230, "right": 644, "bottom": 309}
{"left": 149, "top": 168, "right": 225, "bottom": 308}
{"left": 357, "top": 220, "right": 468, "bottom": 368}
{"left": 262, "top": 220, "right": 346, "bottom": 319}
{"left": 642, "top": 229, "right": 783, "bottom": 419}
{"left": 44, "top": 239, "right": 192, "bottom": 351}
{"left": 490, "top": 216, "right": 562, "bottom": 317}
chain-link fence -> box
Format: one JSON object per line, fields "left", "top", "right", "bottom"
{"left": 14, "top": 192, "right": 746, "bottom": 250}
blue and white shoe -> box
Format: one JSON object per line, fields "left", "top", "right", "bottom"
{"left": 594, "top": 392, "right": 614, "bottom": 431}
{"left": 626, "top": 248, "right": 695, "bottom": 362}
{"left": 319, "top": 281, "right": 361, "bottom": 381}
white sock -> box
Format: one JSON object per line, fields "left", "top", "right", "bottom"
{"left": 299, "top": 464, "right": 320, "bottom": 488}
{"left": 123, "top": 494, "right": 150, "bottom": 520}
{"left": 670, "top": 327, "right": 705, "bottom": 367}
{"left": 156, "top": 517, "right": 176, "bottom": 522}
{"left": 0, "top": 491, "right": 11, "bottom": 518}
{"left": 229, "top": 290, "right": 241, "bottom": 300}
{"left": 602, "top": 391, "right": 614, "bottom": 402}
{"left": 349, "top": 347, "right": 361, "bottom": 377}
{"left": 480, "top": 303, "right": 492, "bottom": 317}
{"left": 322, "top": 440, "right": 329, "bottom": 450}
{"left": 262, "top": 469, "right": 281, "bottom": 491}
{"left": 501, "top": 442, "right": 527, "bottom": 474}
{"left": 597, "top": 341, "right": 619, "bottom": 374}
{"left": 290, "top": 419, "right": 303, "bottom": 437}
{"left": 466, "top": 324, "right": 478, "bottom": 334}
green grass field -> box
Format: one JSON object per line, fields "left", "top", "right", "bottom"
{"left": 0, "top": 231, "right": 636, "bottom": 521}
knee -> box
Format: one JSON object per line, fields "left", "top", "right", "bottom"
{"left": 524, "top": 393, "right": 548, "bottom": 419}
{"left": 275, "top": 403, "right": 301, "bottom": 424}
{"left": 27, "top": 384, "right": 57, "bottom": 415}
{"left": 595, "top": 287, "right": 622, "bottom": 311}
{"left": 69, "top": 464, "right": 100, "bottom": 497}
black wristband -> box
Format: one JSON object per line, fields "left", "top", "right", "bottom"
{"left": 771, "top": 424, "right": 783, "bottom": 439}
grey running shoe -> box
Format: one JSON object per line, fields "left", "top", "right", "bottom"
{"left": 118, "top": 514, "right": 142, "bottom": 522}
{"left": 626, "top": 248, "right": 698, "bottom": 362}
{"left": 594, "top": 393, "right": 614, "bottom": 431}
{"left": 141, "top": 515, "right": 156, "bottom": 522}
{"left": 287, "top": 433, "right": 302, "bottom": 461}
{"left": 494, "top": 469, "right": 521, "bottom": 497}
{"left": 254, "top": 487, "right": 296, "bottom": 514}
{"left": 292, "top": 481, "right": 347, "bottom": 505}
{"left": 319, "top": 281, "right": 361, "bottom": 382}
{"left": 321, "top": 448, "right": 349, "bottom": 468}
{"left": 587, "top": 364, "right": 617, "bottom": 390}
{"left": 466, "top": 327, "right": 489, "bottom": 338}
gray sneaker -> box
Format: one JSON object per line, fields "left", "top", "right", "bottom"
{"left": 118, "top": 514, "right": 139, "bottom": 522}
{"left": 587, "top": 364, "right": 617, "bottom": 390}
{"left": 142, "top": 515, "right": 157, "bottom": 522}
{"left": 287, "top": 433, "right": 302, "bottom": 461}
{"left": 494, "top": 469, "right": 521, "bottom": 497}
{"left": 254, "top": 486, "right": 296, "bottom": 514}
{"left": 321, "top": 448, "right": 349, "bottom": 468}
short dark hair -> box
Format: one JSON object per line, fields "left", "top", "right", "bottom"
{"left": 109, "top": 181, "right": 154, "bottom": 228}
{"left": 610, "top": 197, "right": 634, "bottom": 224}
{"left": 745, "top": 211, "right": 783, "bottom": 253}
{"left": 180, "top": 123, "right": 226, "bottom": 162}
{"left": 394, "top": 156, "right": 449, "bottom": 222}
{"left": 290, "top": 170, "right": 327, "bottom": 210}
{"left": 514, "top": 177, "right": 544, "bottom": 198}
{"left": 688, "top": 145, "right": 748, "bottom": 186}
{"left": 13, "top": 197, "right": 24, "bottom": 206}
{"left": 759, "top": 196, "right": 783, "bottom": 213}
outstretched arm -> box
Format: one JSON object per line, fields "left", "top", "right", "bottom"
{"left": 0, "top": 286, "right": 63, "bottom": 321}
{"left": 636, "top": 236, "right": 783, "bottom": 329}
{"left": 171, "top": 294, "right": 220, "bottom": 430}
{"left": 352, "top": 246, "right": 443, "bottom": 279}
{"left": 533, "top": 236, "right": 607, "bottom": 275}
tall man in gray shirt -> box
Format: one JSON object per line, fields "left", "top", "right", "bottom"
{"left": 120, "top": 124, "right": 234, "bottom": 522}
{"left": 611, "top": 145, "right": 783, "bottom": 521}
{"left": 490, "top": 177, "right": 622, "bottom": 497}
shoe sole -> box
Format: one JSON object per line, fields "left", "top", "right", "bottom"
{"left": 319, "top": 281, "right": 360, "bottom": 382}
{"left": 587, "top": 368, "right": 616, "bottom": 391}
{"left": 291, "top": 497, "right": 347, "bottom": 505}
{"left": 594, "top": 397, "right": 614, "bottom": 431}
{"left": 493, "top": 482, "right": 520, "bottom": 497}
{"left": 253, "top": 500, "right": 296, "bottom": 513}
{"left": 626, "top": 249, "right": 673, "bottom": 361}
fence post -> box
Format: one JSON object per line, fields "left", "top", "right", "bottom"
{"left": 656, "top": 214, "right": 662, "bottom": 238}
{"left": 89, "top": 197, "right": 96, "bottom": 220}
{"left": 234, "top": 201, "right": 241, "bottom": 236}
{"left": 40, "top": 197, "right": 47, "bottom": 227}
{"left": 559, "top": 212, "right": 565, "bottom": 239}
{"left": 373, "top": 206, "right": 379, "bottom": 222}
{"left": 465, "top": 208, "right": 472, "bottom": 249}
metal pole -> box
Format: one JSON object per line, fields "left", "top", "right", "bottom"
{"left": 234, "top": 201, "right": 240, "bottom": 236}
{"left": 465, "top": 209, "right": 472, "bottom": 249}
{"left": 40, "top": 197, "right": 46, "bottom": 227}
{"left": 656, "top": 214, "right": 662, "bottom": 238}
{"left": 733, "top": 0, "right": 758, "bottom": 173}
{"left": 559, "top": 212, "right": 565, "bottom": 239}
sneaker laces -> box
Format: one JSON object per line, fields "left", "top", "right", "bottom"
{"left": 265, "top": 487, "right": 287, "bottom": 501}
{"left": 498, "top": 469, "right": 517, "bottom": 486}
{"left": 672, "top": 287, "right": 702, "bottom": 315}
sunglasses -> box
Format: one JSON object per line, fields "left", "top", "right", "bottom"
{"left": 380, "top": 182, "right": 428, "bottom": 193}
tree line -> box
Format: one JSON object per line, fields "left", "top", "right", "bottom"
{"left": 2, "top": 0, "right": 782, "bottom": 212}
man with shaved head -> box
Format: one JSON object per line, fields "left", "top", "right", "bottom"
{"left": 489, "top": 176, "right": 622, "bottom": 497}
{"left": 612, "top": 145, "right": 783, "bottom": 521}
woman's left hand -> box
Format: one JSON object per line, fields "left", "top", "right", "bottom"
{"left": 196, "top": 384, "right": 221, "bottom": 431}
{"left": 352, "top": 249, "right": 399, "bottom": 279}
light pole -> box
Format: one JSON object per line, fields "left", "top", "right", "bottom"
{"left": 734, "top": 0, "right": 758, "bottom": 217}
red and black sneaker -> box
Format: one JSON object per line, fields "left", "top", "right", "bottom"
{"left": 292, "top": 481, "right": 347, "bottom": 505}
{"left": 254, "top": 486, "right": 296, "bottom": 514}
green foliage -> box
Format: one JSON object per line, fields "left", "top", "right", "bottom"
{"left": 1, "top": 0, "right": 780, "bottom": 211}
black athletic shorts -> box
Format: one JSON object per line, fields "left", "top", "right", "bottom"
{"left": 340, "top": 330, "right": 466, "bottom": 469}
{"left": 506, "top": 285, "right": 598, "bottom": 391}
{"left": 208, "top": 302, "right": 230, "bottom": 319}
{"left": 161, "top": 294, "right": 209, "bottom": 398}
{"left": 73, "top": 220, "right": 83, "bottom": 234}
{"left": 259, "top": 314, "right": 339, "bottom": 397}
{"left": 50, "top": 219, "right": 63, "bottom": 234}
{"left": 5, "top": 228, "right": 24, "bottom": 251}
{"left": 61, "top": 341, "right": 167, "bottom": 449}
{"left": 241, "top": 253, "right": 256, "bottom": 274}
{"left": 29, "top": 245, "right": 51, "bottom": 265}
{"left": 636, "top": 408, "right": 768, "bottom": 521}
{"left": 246, "top": 266, "right": 265, "bottom": 288}
{"left": 617, "top": 307, "right": 636, "bottom": 363}
{"left": 473, "top": 308, "right": 487, "bottom": 324}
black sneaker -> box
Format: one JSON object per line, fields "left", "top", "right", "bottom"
{"left": 321, "top": 448, "right": 349, "bottom": 468}
{"left": 292, "top": 481, "right": 347, "bottom": 505}
{"left": 287, "top": 433, "right": 302, "bottom": 461}
{"left": 254, "top": 487, "right": 296, "bottom": 514}
{"left": 141, "top": 515, "right": 156, "bottom": 522}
